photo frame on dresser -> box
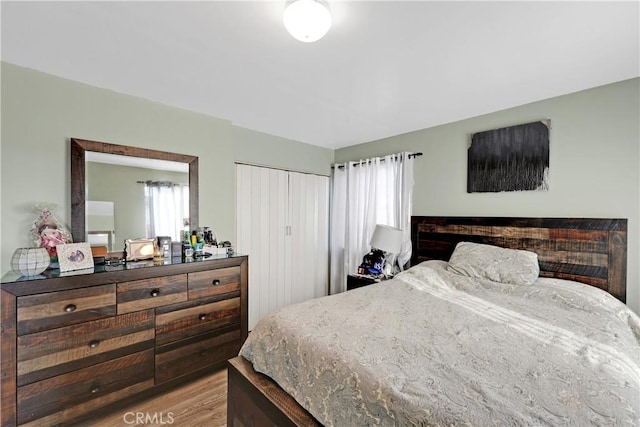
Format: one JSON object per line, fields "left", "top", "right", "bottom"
{"left": 56, "top": 242, "right": 94, "bottom": 272}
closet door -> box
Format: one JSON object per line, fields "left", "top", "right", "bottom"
{"left": 236, "top": 164, "right": 289, "bottom": 330}
{"left": 236, "top": 164, "right": 329, "bottom": 330}
{"left": 289, "top": 171, "right": 329, "bottom": 304}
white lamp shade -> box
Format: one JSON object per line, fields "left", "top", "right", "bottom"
{"left": 283, "top": 0, "right": 332, "bottom": 43}
{"left": 370, "top": 225, "right": 403, "bottom": 254}
{"left": 11, "top": 247, "right": 50, "bottom": 276}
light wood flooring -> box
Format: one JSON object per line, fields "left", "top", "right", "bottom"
{"left": 87, "top": 369, "right": 227, "bottom": 427}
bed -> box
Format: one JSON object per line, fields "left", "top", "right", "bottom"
{"left": 227, "top": 216, "right": 637, "bottom": 426}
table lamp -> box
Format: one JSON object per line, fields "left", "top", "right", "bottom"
{"left": 369, "top": 224, "right": 403, "bottom": 277}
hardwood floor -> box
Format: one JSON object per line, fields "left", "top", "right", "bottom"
{"left": 87, "top": 369, "right": 227, "bottom": 427}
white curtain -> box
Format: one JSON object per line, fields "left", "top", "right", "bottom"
{"left": 145, "top": 182, "right": 189, "bottom": 241}
{"left": 330, "top": 152, "right": 415, "bottom": 294}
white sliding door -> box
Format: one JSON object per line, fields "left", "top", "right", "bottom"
{"left": 236, "top": 164, "right": 329, "bottom": 330}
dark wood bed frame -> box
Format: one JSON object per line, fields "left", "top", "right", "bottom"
{"left": 227, "top": 216, "right": 628, "bottom": 426}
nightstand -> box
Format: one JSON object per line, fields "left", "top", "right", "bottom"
{"left": 347, "top": 274, "right": 384, "bottom": 290}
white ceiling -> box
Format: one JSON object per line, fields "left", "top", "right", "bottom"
{"left": 1, "top": 1, "right": 638, "bottom": 150}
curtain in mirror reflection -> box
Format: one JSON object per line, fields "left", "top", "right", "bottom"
{"left": 144, "top": 181, "right": 189, "bottom": 241}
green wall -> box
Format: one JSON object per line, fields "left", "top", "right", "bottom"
{"left": 232, "top": 126, "right": 334, "bottom": 175}
{"left": 336, "top": 78, "right": 640, "bottom": 314}
{"left": 0, "top": 62, "right": 334, "bottom": 274}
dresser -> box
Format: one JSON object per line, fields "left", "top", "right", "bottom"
{"left": 0, "top": 254, "right": 248, "bottom": 426}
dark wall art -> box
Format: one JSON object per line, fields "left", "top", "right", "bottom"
{"left": 467, "top": 120, "right": 550, "bottom": 193}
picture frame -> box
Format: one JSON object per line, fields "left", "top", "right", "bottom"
{"left": 56, "top": 242, "right": 95, "bottom": 273}
{"left": 125, "top": 238, "right": 156, "bottom": 262}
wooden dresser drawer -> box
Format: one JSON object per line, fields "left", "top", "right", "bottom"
{"left": 155, "top": 297, "right": 241, "bottom": 346}
{"left": 17, "top": 349, "right": 154, "bottom": 426}
{"left": 117, "top": 274, "right": 188, "bottom": 314}
{"left": 1, "top": 255, "right": 248, "bottom": 427}
{"left": 155, "top": 328, "right": 241, "bottom": 384}
{"left": 17, "top": 310, "right": 154, "bottom": 387}
{"left": 17, "top": 284, "right": 116, "bottom": 335}
{"left": 188, "top": 266, "right": 240, "bottom": 299}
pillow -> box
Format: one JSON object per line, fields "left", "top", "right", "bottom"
{"left": 447, "top": 241, "right": 540, "bottom": 285}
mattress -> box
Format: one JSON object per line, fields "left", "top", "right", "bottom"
{"left": 239, "top": 260, "right": 640, "bottom": 426}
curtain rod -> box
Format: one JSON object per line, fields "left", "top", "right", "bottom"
{"left": 332, "top": 152, "right": 423, "bottom": 170}
{"left": 136, "top": 180, "right": 181, "bottom": 186}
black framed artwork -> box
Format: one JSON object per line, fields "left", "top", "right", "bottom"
{"left": 467, "top": 120, "right": 550, "bottom": 193}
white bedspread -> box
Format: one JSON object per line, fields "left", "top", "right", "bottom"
{"left": 239, "top": 261, "right": 640, "bottom": 426}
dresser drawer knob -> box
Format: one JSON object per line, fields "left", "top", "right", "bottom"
{"left": 150, "top": 288, "right": 161, "bottom": 297}
{"left": 89, "top": 340, "right": 100, "bottom": 348}
{"left": 198, "top": 314, "right": 207, "bottom": 321}
{"left": 212, "top": 279, "right": 221, "bottom": 286}
{"left": 90, "top": 385, "right": 100, "bottom": 394}
{"left": 64, "top": 304, "right": 77, "bottom": 313}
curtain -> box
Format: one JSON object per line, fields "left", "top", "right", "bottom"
{"left": 330, "top": 152, "right": 415, "bottom": 294}
{"left": 145, "top": 182, "right": 189, "bottom": 241}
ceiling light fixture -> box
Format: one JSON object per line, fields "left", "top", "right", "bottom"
{"left": 283, "top": 0, "right": 332, "bottom": 43}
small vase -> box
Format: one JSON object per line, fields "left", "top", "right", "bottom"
{"left": 11, "top": 247, "right": 50, "bottom": 276}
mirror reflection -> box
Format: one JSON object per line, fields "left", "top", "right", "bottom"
{"left": 85, "top": 153, "right": 189, "bottom": 252}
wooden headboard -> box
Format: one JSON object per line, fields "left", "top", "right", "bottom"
{"left": 410, "top": 217, "right": 628, "bottom": 303}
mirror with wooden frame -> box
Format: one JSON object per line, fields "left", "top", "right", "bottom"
{"left": 71, "top": 138, "right": 199, "bottom": 252}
